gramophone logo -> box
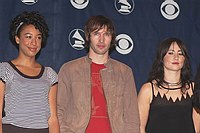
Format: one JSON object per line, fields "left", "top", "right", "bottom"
{"left": 68, "top": 29, "right": 85, "bottom": 50}
{"left": 21, "top": 0, "right": 38, "bottom": 5}
{"left": 70, "top": 0, "right": 89, "bottom": 9}
{"left": 115, "top": 34, "right": 134, "bottom": 54}
{"left": 115, "top": 0, "right": 134, "bottom": 15}
{"left": 160, "top": 0, "right": 180, "bottom": 20}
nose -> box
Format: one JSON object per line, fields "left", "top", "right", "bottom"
{"left": 31, "top": 37, "right": 37, "bottom": 46}
{"left": 174, "top": 53, "right": 179, "bottom": 60}
{"left": 99, "top": 34, "right": 104, "bottom": 43}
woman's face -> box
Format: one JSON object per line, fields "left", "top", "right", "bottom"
{"left": 163, "top": 42, "right": 185, "bottom": 72}
{"left": 15, "top": 24, "right": 42, "bottom": 58}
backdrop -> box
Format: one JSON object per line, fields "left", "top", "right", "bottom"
{"left": 0, "top": 0, "right": 200, "bottom": 91}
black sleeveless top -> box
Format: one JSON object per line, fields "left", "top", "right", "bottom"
{"left": 146, "top": 82, "right": 195, "bottom": 133}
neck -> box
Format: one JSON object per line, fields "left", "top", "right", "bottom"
{"left": 163, "top": 69, "right": 181, "bottom": 83}
{"left": 89, "top": 53, "right": 109, "bottom": 64}
{"left": 163, "top": 72, "right": 182, "bottom": 87}
{"left": 12, "top": 56, "right": 37, "bottom": 67}
{"left": 163, "top": 80, "right": 181, "bottom": 86}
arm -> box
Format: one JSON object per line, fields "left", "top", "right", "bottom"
{"left": 123, "top": 70, "right": 140, "bottom": 133}
{"left": 48, "top": 84, "right": 60, "bottom": 133}
{"left": 138, "top": 83, "right": 152, "bottom": 133}
{"left": 0, "top": 81, "right": 5, "bottom": 133}
{"left": 193, "top": 108, "right": 200, "bottom": 133}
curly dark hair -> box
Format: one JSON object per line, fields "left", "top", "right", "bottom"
{"left": 84, "top": 15, "right": 116, "bottom": 53}
{"left": 9, "top": 11, "right": 49, "bottom": 48}
{"left": 148, "top": 38, "right": 191, "bottom": 93}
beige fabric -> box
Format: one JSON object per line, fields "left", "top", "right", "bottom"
{"left": 57, "top": 56, "right": 140, "bottom": 133}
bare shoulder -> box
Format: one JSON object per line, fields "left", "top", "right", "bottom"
{"left": 139, "top": 82, "right": 152, "bottom": 95}
{"left": 138, "top": 82, "right": 153, "bottom": 104}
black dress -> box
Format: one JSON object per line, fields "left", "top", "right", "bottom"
{"left": 146, "top": 83, "right": 195, "bottom": 133}
{"left": 193, "top": 65, "right": 200, "bottom": 108}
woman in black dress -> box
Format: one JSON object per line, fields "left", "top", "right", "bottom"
{"left": 138, "top": 38, "right": 200, "bottom": 133}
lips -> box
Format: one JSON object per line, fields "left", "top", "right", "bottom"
{"left": 28, "top": 47, "right": 38, "bottom": 52}
{"left": 172, "top": 62, "right": 179, "bottom": 64}
{"left": 97, "top": 45, "right": 105, "bottom": 49}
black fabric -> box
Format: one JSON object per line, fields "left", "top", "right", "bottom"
{"left": 193, "top": 65, "right": 200, "bottom": 109}
{"left": 2, "top": 124, "right": 49, "bottom": 133}
{"left": 146, "top": 83, "right": 195, "bottom": 133}
{"left": 192, "top": 90, "right": 200, "bottom": 109}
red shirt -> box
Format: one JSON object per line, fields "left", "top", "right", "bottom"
{"left": 86, "top": 62, "right": 112, "bottom": 133}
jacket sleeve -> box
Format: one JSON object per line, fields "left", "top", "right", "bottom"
{"left": 123, "top": 68, "right": 140, "bottom": 133}
{"left": 57, "top": 64, "right": 70, "bottom": 133}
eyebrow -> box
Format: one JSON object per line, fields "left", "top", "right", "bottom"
{"left": 168, "top": 49, "right": 183, "bottom": 53}
{"left": 23, "top": 33, "right": 42, "bottom": 36}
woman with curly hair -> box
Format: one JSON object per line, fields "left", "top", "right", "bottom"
{"left": 138, "top": 38, "right": 200, "bottom": 133}
{"left": 0, "top": 11, "right": 59, "bottom": 133}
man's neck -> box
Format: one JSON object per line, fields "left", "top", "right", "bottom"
{"left": 89, "top": 53, "right": 109, "bottom": 64}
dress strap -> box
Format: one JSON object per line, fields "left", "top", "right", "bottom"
{"left": 150, "top": 81, "right": 155, "bottom": 98}
{"left": 191, "top": 81, "right": 194, "bottom": 92}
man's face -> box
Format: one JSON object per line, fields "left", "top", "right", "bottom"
{"left": 89, "top": 26, "right": 112, "bottom": 56}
